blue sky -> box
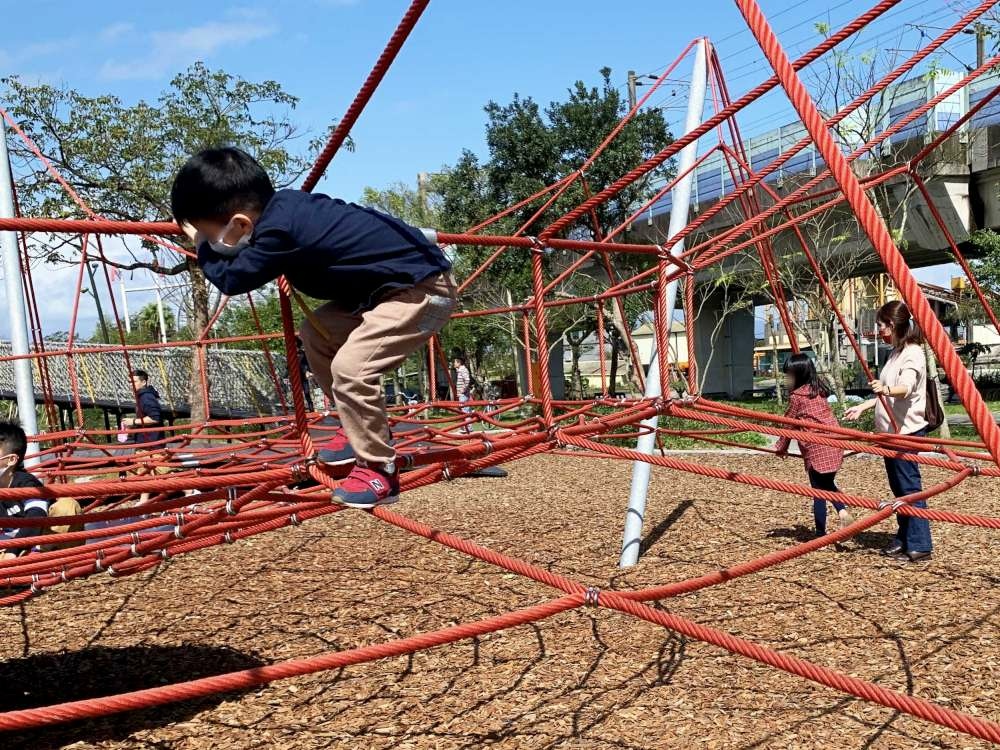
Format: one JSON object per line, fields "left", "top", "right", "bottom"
{"left": 3, "top": 0, "right": 981, "bottom": 200}
{"left": 0, "top": 0, "right": 982, "bottom": 337}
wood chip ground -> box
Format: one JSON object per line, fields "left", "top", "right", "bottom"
{"left": 0, "top": 453, "right": 997, "bottom": 749}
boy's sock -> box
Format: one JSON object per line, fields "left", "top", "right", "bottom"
{"left": 332, "top": 460, "right": 400, "bottom": 509}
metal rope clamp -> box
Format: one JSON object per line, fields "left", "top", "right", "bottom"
{"left": 960, "top": 459, "right": 982, "bottom": 477}
{"left": 292, "top": 461, "right": 311, "bottom": 482}
{"left": 225, "top": 487, "right": 239, "bottom": 515}
{"left": 173, "top": 512, "right": 187, "bottom": 539}
{"left": 584, "top": 586, "right": 601, "bottom": 607}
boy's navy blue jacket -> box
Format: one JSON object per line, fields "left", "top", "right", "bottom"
{"left": 1, "top": 470, "right": 49, "bottom": 541}
{"left": 197, "top": 190, "right": 452, "bottom": 313}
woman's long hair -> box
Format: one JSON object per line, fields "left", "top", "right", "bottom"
{"left": 877, "top": 300, "right": 923, "bottom": 349}
{"left": 782, "top": 353, "right": 830, "bottom": 398}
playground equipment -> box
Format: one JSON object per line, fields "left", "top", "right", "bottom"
{"left": 0, "top": 0, "right": 998, "bottom": 741}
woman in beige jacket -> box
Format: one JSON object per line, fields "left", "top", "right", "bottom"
{"left": 845, "top": 301, "right": 932, "bottom": 562}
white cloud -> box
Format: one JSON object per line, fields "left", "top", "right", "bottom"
{"left": 99, "top": 19, "right": 277, "bottom": 81}
{"left": 19, "top": 39, "right": 75, "bottom": 60}
{"left": 12, "top": 71, "right": 66, "bottom": 86}
{"left": 99, "top": 22, "right": 135, "bottom": 42}
{"left": 0, "top": 34, "right": 79, "bottom": 75}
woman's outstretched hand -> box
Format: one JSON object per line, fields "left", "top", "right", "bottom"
{"left": 844, "top": 404, "right": 867, "bottom": 421}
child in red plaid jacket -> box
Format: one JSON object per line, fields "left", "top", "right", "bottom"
{"left": 774, "top": 354, "right": 851, "bottom": 537}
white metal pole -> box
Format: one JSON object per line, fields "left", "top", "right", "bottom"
{"left": 0, "top": 122, "right": 40, "bottom": 465}
{"left": 155, "top": 287, "right": 168, "bottom": 344}
{"left": 120, "top": 278, "right": 131, "bottom": 333}
{"left": 620, "top": 38, "right": 708, "bottom": 567}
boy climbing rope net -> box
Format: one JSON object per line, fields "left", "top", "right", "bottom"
{"left": 171, "top": 147, "right": 456, "bottom": 508}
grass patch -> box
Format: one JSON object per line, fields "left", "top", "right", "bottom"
{"left": 943, "top": 399, "right": 1000, "bottom": 416}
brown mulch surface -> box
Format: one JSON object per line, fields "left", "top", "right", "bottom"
{"left": 1, "top": 453, "right": 998, "bottom": 749}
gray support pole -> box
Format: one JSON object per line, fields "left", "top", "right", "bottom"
{"left": 0, "top": 121, "right": 40, "bottom": 464}
{"left": 619, "top": 38, "right": 708, "bottom": 567}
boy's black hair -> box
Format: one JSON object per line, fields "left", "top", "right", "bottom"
{"left": 0, "top": 421, "right": 28, "bottom": 464}
{"left": 451, "top": 348, "right": 466, "bottom": 364}
{"left": 782, "top": 353, "right": 830, "bottom": 398}
{"left": 170, "top": 147, "right": 275, "bottom": 226}
{"left": 132, "top": 369, "right": 149, "bottom": 383}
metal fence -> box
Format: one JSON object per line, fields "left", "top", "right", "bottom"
{"left": 0, "top": 341, "right": 288, "bottom": 417}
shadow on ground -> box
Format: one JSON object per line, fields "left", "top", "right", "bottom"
{"left": 0, "top": 643, "right": 267, "bottom": 749}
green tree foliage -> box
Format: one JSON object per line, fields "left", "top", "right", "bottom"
{"left": 438, "top": 68, "right": 672, "bottom": 300}
{"left": 970, "top": 229, "right": 1000, "bottom": 299}
{"left": 427, "top": 68, "right": 672, "bottom": 394}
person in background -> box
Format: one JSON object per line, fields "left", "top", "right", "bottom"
{"left": 845, "top": 301, "right": 932, "bottom": 562}
{"left": 774, "top": 354, "right": 851, "bottom": 537}
{"left": 452, "top": 349, "right": 473, "bottom": 434}
{"left": 128, "top": 370, "right": 165, "bottom": 445}
{"left": 0, "top": 422, "right": 82, "bottom": 559}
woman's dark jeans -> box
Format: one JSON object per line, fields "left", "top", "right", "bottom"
{"left": 883, "top": 427, "right": 932, "bottom": 553}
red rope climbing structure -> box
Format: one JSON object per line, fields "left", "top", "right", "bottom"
{"left": 0, "top": 0, "right": 998, "bottom": 742}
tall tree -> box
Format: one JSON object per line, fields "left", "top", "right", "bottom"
{"left": 2, "top": 62, "right": 337, "bottom": 423}
{"left": 435, "top": 68, "right": 672, "bottom": 394}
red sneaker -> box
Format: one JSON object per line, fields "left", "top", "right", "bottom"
{"left": 332, "top": 463, "right": 400, "bottom": 509}
{"left": 316, "top": 429, "right": 356, "bottom": 466}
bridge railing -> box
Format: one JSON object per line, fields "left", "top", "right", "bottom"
{"left": 0, "top": 341, "right": 288, "bottom": 417}
{"left": 648, "top": 70, "right": 999, "bottom": 220}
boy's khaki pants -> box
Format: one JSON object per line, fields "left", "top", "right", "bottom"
{"left": 40, "top": 497, "right": 84, "bottom": 551}
{"left": 299, "top": 273, "right": 456, "bottom": 465}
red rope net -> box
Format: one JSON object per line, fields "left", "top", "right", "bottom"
{"left": 0, "top": 0, "right": 998, "bottom": 741}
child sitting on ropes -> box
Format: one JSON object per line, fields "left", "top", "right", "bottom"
{"left": 773, "top": 354, "right": 852, "bottom": 538}
{"left": 170, "top": 147, "right": 455, "bottom": 509}
{"left": 0, "top": 422, "right": 82, "bottom": 559}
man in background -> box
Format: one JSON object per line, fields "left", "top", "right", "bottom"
{"left": 128, "top": 370, "right": 165, "bottom": 444}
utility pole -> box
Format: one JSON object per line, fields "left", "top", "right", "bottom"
{"left": 417, "top": 172, "right": 429, "bottom": 224}
{"left": 964, "top": 22, "right": 989, "bottom": 68}
{"left": 85, "top": 262, "right": 111, "bottom": 344}
{"left": 627, "top": 70, "right": 638, "bottom": 110}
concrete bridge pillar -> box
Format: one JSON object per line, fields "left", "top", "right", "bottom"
{"left": 692, "top": 294, "right": 755, "bottom": 398}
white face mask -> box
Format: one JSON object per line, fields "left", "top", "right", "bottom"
{"left": 208, "top": 219, "right": 252, "bottom": 257}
